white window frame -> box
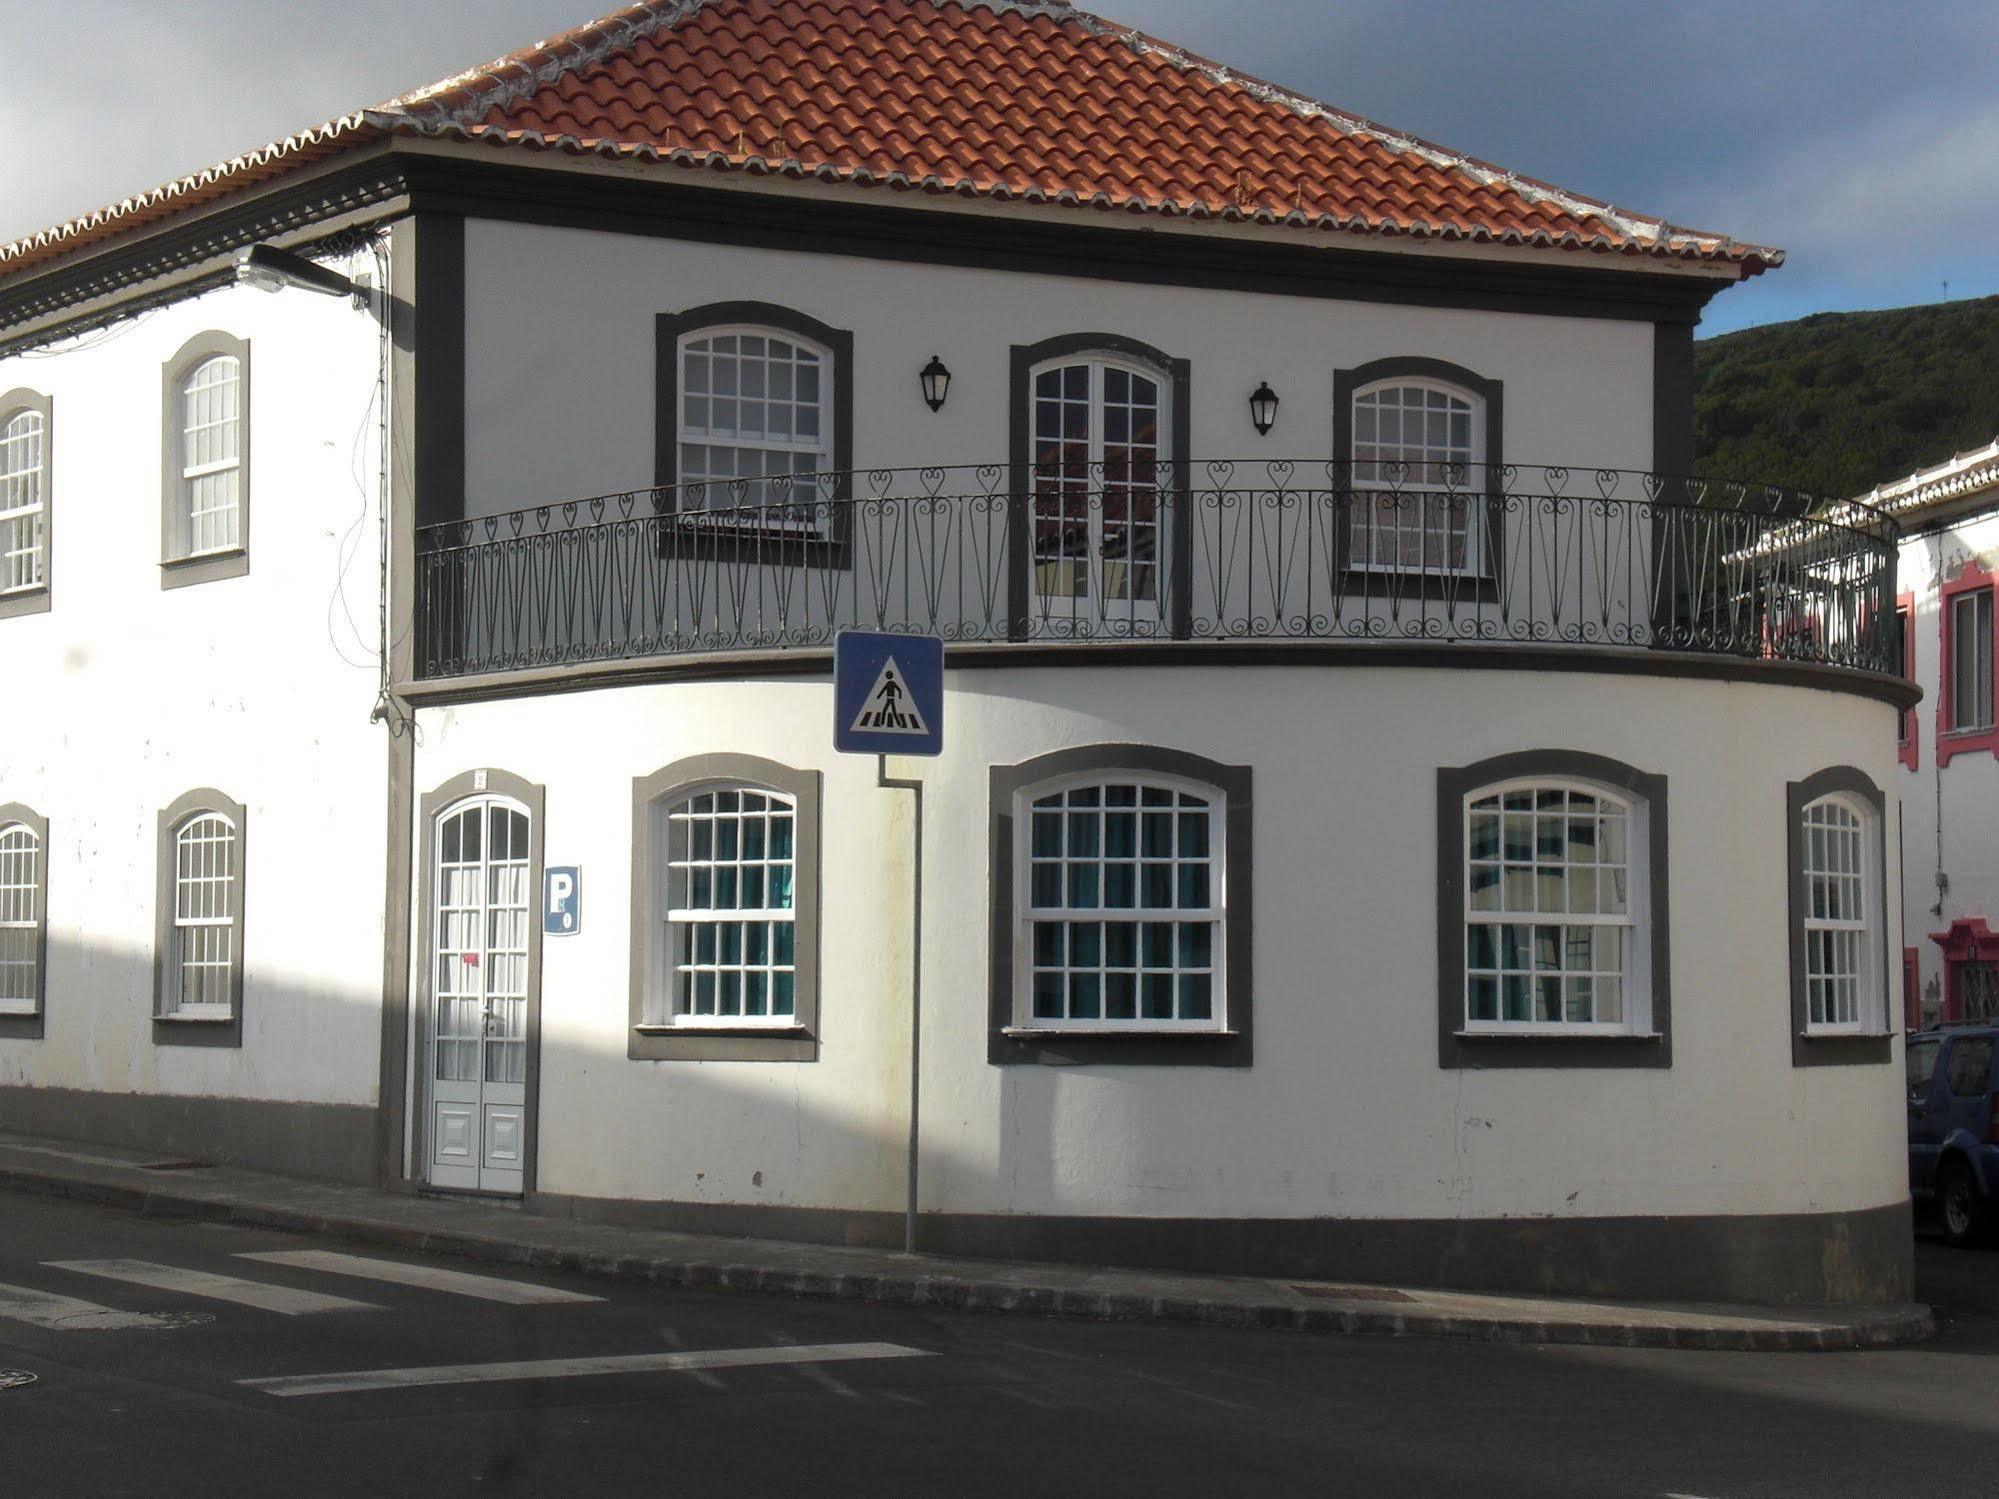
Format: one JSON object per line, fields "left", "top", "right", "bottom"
{"left": 1799, "top": 792, "right": 1881, "bottom": 1036}
{"left": 175, "top": 355, "right": 243, "bottom": 559}
{"left": 0, "top": 819, "right": 42, "bottom": 1017}
{"left": 1461, "top": 777, "right": 1652, "bottom": 1037}
{"left": 166, "top": 810, "right": 238, "bottom": 1020}
{"left": 1347, "top": 376, "right": 1487, "bottom": 578}
{"left": 1950, "top": 587, "right": 1994, "bottom": 732}
{"left": 648, "top": 781, "right": 802, "bottom": 1030}
{"left": 1026, "top": 353, "right": 1171, "bottom": 613}
{"left": 1011, "top": 770, "right": 1225, "bottom": 1034}
{"left": 675, "top": 325, "right": 833, "bottom": 524}
{"left": 0, "top": 406, "right": 47, "bottom": 596}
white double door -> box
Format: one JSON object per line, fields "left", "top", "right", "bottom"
{"left": 426, "top": 796, "right": 532, "bottom": 1195}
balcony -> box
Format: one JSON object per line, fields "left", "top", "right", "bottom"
{"left": 413, "top": 462, "right": 1900, "bottom": 684}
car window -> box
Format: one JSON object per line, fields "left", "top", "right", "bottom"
{"left": 1946, "top": 1037, "right": 1995, "bottom": 1099}
{"left": 1908, "top": 1037, "right": 1942, "bottom": 1101}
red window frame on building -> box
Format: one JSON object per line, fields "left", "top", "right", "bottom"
{"left": 1896, "top": 592, "right": 1918, "bottom": 771}
{"left": 1931, "top": 918, "right": 1999, "bottom": 1023}
{"left": 1938, "top": 558, "right": 1999, "bottom": 766}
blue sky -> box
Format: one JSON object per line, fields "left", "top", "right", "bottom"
{"left": 3, "top": 0, "right": 1992, "bottom": 337}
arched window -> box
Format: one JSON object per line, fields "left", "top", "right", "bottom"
{"left": 1438, "top": 750, "right": 1669, "bottom": 1069}
{"left": 678, "top": 327, "right": 831, "bottom": 508}
{"left": 629, "top": 755, "right": 821, "bottom": 1062}
{"left": 1787, "top": 767, "right": 1889, "bottom": 1063}
{"left": 1348, "top": 377, "right": 1482, "bottom": 574}
{"left": 0, "top": 391, "right": 49, "bottom": 601}
{"left": 161, "top": 333, "right": 250, "bottom": 584}
{"left": 1462, "top": 779, "right": 1644, "bottom": 1031}
{"left": 0, "top": 809, "right": 45, "bottom": 1023}
{"left": 154, "top": 790, "right": 246, "bottom": 1030}
{"left": 1028, "top": 354, "right": 1169, "bottom": 609}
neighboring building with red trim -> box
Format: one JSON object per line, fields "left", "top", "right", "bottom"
{"left": 1858, "top": 439, "right": 1999, "bottom": 1025}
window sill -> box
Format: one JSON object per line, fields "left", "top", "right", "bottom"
{"left": 1792, "top": 1029, "right": 1894, "bottom": 1067}
{"left": 0, "top": 586, "right": 51, "bottom": 620}
{"left": 1937, "top": 726, "right": 1999, "bottom": 767}
{"left": 155, "top": 1009, "right": 236, "bottom": 1024}
{"left": 1001, "top": 1026, "right": 1238, "bottom": 1040}
{"left": 627, "top": 1024, "right": 816, "bottom": 1063}
{"left": 1454, "top": 1029, "right": 1663, "bottom": 1043}
{"left": 160, "top": 549, "right": 249, "bottom": 591}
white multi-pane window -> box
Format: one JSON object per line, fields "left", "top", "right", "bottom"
{"left": 1951, "top": 588, "right": 1994, "bottom": 731}
{"left": 678, "top": 330, "right": 829, "bottom": 512}
{"left": 1801, "top": 795, "right": 1873, "bottom": 1031}
{"left": 660, "top": 786, "right": 798, "bottom": 1024}
{"left": 1030, "top": 358, "right": 1165, "bottom": 610}
{"left": 1350, "top": 380, "right": 1481, "bottom": 574}
{"left": 433, "top": 800, "right": 531, "bottom": 1085}
{"left": 1, "top": 409, "right": 46, "bottom": 593}
{"left": 0, "top": 823, "right": 39, "bottom": 1013}
{"left": 177, "top": 355, "right": 243, "bottom": 556}
{"left": 169, "top": 813, "right": 238, "bottom": 1014}
{"left": 1464, "top": 782, "right": 1641, "bottom": 1030}
{"left": 1019, "top": 778, "right": 1221, "bottom": 1028}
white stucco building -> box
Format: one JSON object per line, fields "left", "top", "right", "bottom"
{"left": 1859, "top": 439, "right": 1999, "bottom": 1028}
{"left": 0, "top": 0, "right": 1916, "bottom": 1303}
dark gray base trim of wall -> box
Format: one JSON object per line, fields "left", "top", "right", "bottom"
{"left": 0, "top": 1086, "right": 377, "bottom": 1186}
{"left": 530, "top": 1190, "right": 900, "bottom": 1249}
{"left": 917, "top": 1201, "right": 1914, "bottom": 1307}
{"left": 529, "top": 1191, "right": 1912, "bottom": 1306}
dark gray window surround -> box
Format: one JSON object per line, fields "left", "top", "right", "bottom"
{"left": 0, "top": 802, "right": 48, "bottom": 1040}
{"left": 153, "top": 787, "right": 247, "bottom": 1048}
{"left": 1334, "top": 356, "right": 1505, "bottom": 603}
{"left": 1788, "top": 765, "right": 1893, "bottom": 1067}
{"left": 1007, "top": 332, "right": 1194, "bottom": 638}
{"left": 0, "top": 388, "right": 52, "bottom": 620}
{"left": 628, "top": 753, "right": 821, "bottom": 1063}
{"left": 652, "top": 302, "right": 854, "bottom": 560}
{"left": 414, "top": 767, "right": 547, "bottom": 1193}
{"left": 990, "top": 743, "right": 1252, "bottom": 1068}
{"left": 159, "top": 330, "right": 251, "bottom": 590}
{"left": 1437, "top": 750, "right": 1672, "bottom": 1069}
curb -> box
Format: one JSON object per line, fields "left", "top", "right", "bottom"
{"left": 0, "top": 1166, "right": 1936, "bottom": 1353}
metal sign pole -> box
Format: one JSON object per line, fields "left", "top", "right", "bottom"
{"left": 877, "top": 752, "right": 923, "bottom": 1255}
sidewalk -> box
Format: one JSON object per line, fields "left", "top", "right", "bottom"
{"left": 0, "top": 1130, "right": 1932, "bottom": 1352}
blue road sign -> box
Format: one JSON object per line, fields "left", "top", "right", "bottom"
{"left": 834, "top": 631, "right": 943, "bottom": 756}
{"left": 544, "top": 866, "right": 582, "bottom": 935}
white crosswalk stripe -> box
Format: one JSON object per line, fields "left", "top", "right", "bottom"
{"left": 240, "top": 1341, "right": 936, "bottom": 1398}
{"left": 233, "top": 1250, "right": 601, "bottom": 1305}
{"left": 0, "top": 1280, "right": 190, "bottom": 1332}
{"left": 45, "top": 1259, "right": 378, "bottom": 1316}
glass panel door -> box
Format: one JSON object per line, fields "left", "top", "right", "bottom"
{"left": 1031, "top": 360, "right": 1164, "bottom": 628}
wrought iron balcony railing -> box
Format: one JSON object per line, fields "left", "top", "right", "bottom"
{"left": 413, "top": 462, "right": 1900, "bottom": 681}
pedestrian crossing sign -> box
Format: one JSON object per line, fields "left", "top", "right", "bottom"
{"left": 834, "top": 630, "right": 943, "bottom": 756}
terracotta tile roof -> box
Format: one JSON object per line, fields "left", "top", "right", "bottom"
{"left": 0, "top": 0, "right": 1781, "bottom": 283}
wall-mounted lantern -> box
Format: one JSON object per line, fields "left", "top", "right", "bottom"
{"left": 235, "top": 243, "right": 358, "bottom": 300}
{"left": 920, "top": 355, "right": 952, "bottom": 413}
{"left": 1249, "top": 380, "right": 1280, "bottom": 437}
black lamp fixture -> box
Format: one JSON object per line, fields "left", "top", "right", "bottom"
{"left": 1249, "top": 379, "right": 1280, "bottom": 437}
{"left": 919, "top": 354, "right": 952, "bottom": 413}
{"left": 234, "top": 243, "right": 360, "bottom": 301}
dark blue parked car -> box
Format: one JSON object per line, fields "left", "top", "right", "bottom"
{"left": 1908, "top": 1025, "right": 1999, "bottom": 1246}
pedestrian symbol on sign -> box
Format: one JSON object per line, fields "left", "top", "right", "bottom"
{"left": 849, "top": 659, "right": 930, "bottom": 736}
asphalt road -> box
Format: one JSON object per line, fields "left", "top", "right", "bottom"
{"left": 2, "top": 1194, "right": 1996, "bottom": 1499}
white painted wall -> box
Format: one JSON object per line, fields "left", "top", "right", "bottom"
{"left": 458, "top": 219, "right": 1659, "bottom": 518}
{"left": 415, "top": 663, "right": 1905, "bottom": 1225}
{"left": 1900, "top": 509, "right": 1999, "bottom": 1025}
{"left": 0, "top": 249, "right": 389, "bottom": 1108}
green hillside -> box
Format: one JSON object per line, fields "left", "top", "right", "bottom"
{"left": 1693, "top": 294, "right": 1999, "bottom": 499}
